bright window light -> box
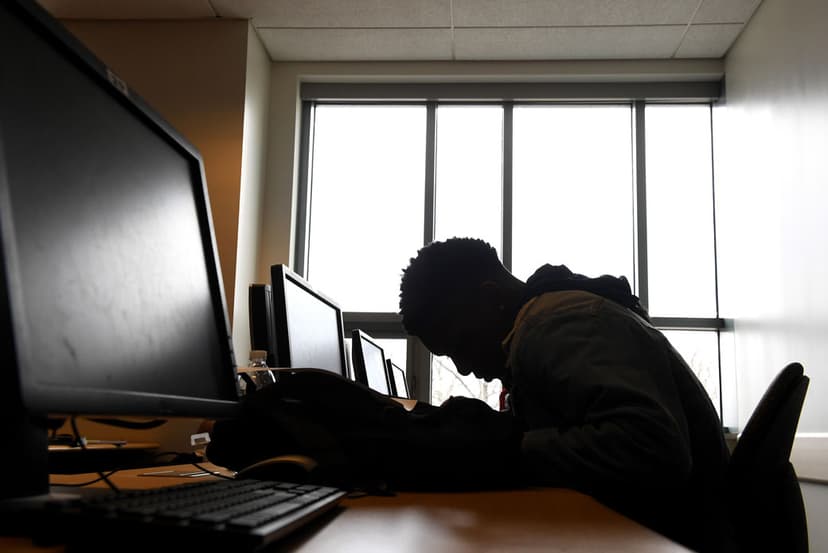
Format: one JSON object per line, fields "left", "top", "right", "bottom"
{"left": 306, "top": 105, "right": 426, "bottom": 312}
{"left": 512, "top": 105, "right": 635, "bottom": 283}
{"left": 645, "top": 105, "right": 717, "bottom": 317}
{"left": 434, "top": 105, "right": 503, "bottom": 253}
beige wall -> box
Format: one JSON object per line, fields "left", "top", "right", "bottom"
{"left": 65, "top": 20, "right": 249, "bottom": 324}
{"left": 715, "top": 0, "right": 828, "bottom": 433}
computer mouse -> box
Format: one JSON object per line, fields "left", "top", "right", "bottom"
{"left": 234, "top": 454, "right": 319, "bottom": 484}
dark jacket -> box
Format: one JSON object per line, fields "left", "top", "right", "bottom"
{"left": 505, "top": 287, "right": 731, "bottom": 552}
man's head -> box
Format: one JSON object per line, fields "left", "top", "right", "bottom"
{"left": 399, "top": 238, "right": 524, "bottom": 384}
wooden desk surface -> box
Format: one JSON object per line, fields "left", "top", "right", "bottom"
{"left": 1, "top": 465, "right": 690, "bottom": 552}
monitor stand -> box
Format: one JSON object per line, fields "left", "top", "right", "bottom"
{"left": 0, "top": 408, "right": 51, "bottom": 533}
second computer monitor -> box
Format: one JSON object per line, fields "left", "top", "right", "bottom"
{"left": 351, "top": 330, "right": 390, "bottom": 395}
{"left": 386, "top": 359, "right": 409, "bottom": 399}
{"left": 270, "top": 265, "right": 347, "bottom": 377}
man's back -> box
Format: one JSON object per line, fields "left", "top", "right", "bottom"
{"left": 505, "top": 290, "right": 730, "bottom": 552}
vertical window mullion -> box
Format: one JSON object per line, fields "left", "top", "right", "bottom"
{"left": 424, "top": 102, "right": 437, "bottom": 246}
{"left": 502, "top": 102, "right": 513, "bottom": 271}
{"left": 633, "top": 100, "right": 649, "bottom": 309}
{"left": 709, "top": 103, "right": 725, "bottom": 419}
{"left": 415, "top": 102, "right": 438, "bottom": 401}
{"left": 294, "top": 101, "right": 315, "bottom": 277}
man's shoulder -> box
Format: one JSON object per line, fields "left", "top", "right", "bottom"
{"left": 510, "top": 290, "right": 655, "bottom": 351}
{"left": 523, "top": 290, "right": 607, "bottom": 319}
{"left": 505, "top": 290, "right": 606, "bottom": 351}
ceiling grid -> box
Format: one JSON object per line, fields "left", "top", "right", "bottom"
{"left": 38, "top": 0, "right": 764, "bottom": 62}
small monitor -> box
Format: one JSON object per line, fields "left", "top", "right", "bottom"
{"left": 269, "top": 265, "right": 347, "bottom": 377}
{"left": 351, "top": 330, "right": 390, "bottom": 395}
{"left": 386, "top": 359, "right": 409, "bottom": 399}
{"left": 248, "top": 284, "right": 278, "bottom": 367}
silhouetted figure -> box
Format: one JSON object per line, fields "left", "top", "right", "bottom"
{"left": 399, "top": 237, "right": 732, "bottom": 553}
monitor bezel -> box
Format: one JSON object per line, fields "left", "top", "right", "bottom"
{"left": 269, "top": 264, "right": 348, "bottom": 378}
{"left": 248, "top": 283, "right": 279, "bottom": 368}
{"left": 351, "top": 329, "right": 390, "bottom": 395}
{"left": 0, "top": 0, "right": 240, "bottom": 419}
{"left": 386, "top": 359, "right": 409, "bottom": 399}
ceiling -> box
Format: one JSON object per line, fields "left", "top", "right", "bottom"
{"left": 38, "top": 0, "right": 763, "bottom": 62}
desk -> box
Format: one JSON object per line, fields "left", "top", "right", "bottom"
{"left": 48, "top": 442, "right": 160, "bottom": 474}
{"left": 1, "top": 465, "right": 690, "bottom": 552}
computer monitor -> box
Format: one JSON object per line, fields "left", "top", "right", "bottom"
{"left": 269, "top": 265, "right": 347, "bottom": 377}
{"left": 386, "top": 359, "right": 409, "bottom": 399}
{"left": 248, "top": 284, "right": 278, "bottom": 367}
{"left": 351, "top": 330, "right": 390, "bottom": 395}
{"left": 0, "top": 0, "right": 240, "bottom": 502}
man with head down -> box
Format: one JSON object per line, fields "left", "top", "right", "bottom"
{"left": 399, "top": 237, "right": 731, "bottom": 553}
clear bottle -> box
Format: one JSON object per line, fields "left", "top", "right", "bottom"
{"left": 249, "top": 349, "right": 268, "bottom": 369}
{"left": 248, "top": 350, "right": 275, "bottom": 390}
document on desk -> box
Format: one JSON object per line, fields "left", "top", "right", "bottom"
{"left": 138, "top": 469, "right": 211, "bottom": 478}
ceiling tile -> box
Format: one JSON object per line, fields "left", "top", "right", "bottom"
{"left": 215, "top": 0, "right": 451, "bottom": 28}
{"left": 454, "top": 26, "right": 685, "bottom": 60}
{"left": 693, "top": 0, "right": 763, "bottom": 24}
{"left": 257, "top": 28, "right": 454, "bottom": 61}
{"left": 674, "top": 23, "right": 744, "bottom": 58}
{"left": 36, "top": 0, "right": 217, "bottom": 19}
{"left": 452, "top": 0, "right": 699, "bottom": 27}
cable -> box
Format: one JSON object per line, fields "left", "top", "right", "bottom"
{"left": 57, "top": 470, "right": 120, "bottom": 488}
{"left": 70, "top": 415, "right": 120, "bottom": 493}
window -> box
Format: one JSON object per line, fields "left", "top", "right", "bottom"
{"left": 645, "top": 104, "right": 717, "bottom": 317}
{"left": 434, "top": 105, "right": 503, "bottom": 251}
{"left": 512, "top": 105, "right": 634, "bottom": 281}
{"left": 296, "top": 84, "right": 724, "bottom": 418}
{"left": 432, "top": 355, "right": 501, "bottom": 409}
{"left": 305, "top": 105, "right": 425, "bottom": 312}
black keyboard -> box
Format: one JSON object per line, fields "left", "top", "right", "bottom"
{"left": 48, "top": 478, "right": 346, "bottom": 551}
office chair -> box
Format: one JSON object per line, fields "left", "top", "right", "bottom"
{"left": 727, "top": 362, "right": 810, "bottom": 553}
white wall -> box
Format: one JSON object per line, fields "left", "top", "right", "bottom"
{"left": 715, "top": 0, "right": 828, "bottom": 434}
{"left": 232, "top": 26, "right": 273, "bottom": 366}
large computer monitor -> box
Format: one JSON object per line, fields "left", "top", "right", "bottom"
{"left": 0, "top": 0, "right": 241, "bottom": 503}
{"left": 351, "top": 330, "right": 391, "bottom": 395}
{"left": 269, "top": 265, "right": 347, "bottom": 377}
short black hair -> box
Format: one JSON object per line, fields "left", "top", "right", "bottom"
{"left": 399, "top": 237, "right": 502, "bottom": 336}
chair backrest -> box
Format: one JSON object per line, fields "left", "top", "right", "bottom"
{"left": 728, "top": 362, "right": 810, "bottom": 553}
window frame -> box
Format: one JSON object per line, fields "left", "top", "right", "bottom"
{"left": 293, "top": 81, "right": 728, "bottom": 417}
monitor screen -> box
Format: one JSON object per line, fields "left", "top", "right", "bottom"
{"left": 270, "top": 265, "right": 347, "bottom": 377}
{"left": 0, "top": 0, "right": 240, "bottom": 419}
{"left": 351, "top": 330, "right": 390, "bottom": 395}
{"left": 387, "top": 360, "right": 409, "bottom": 399}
